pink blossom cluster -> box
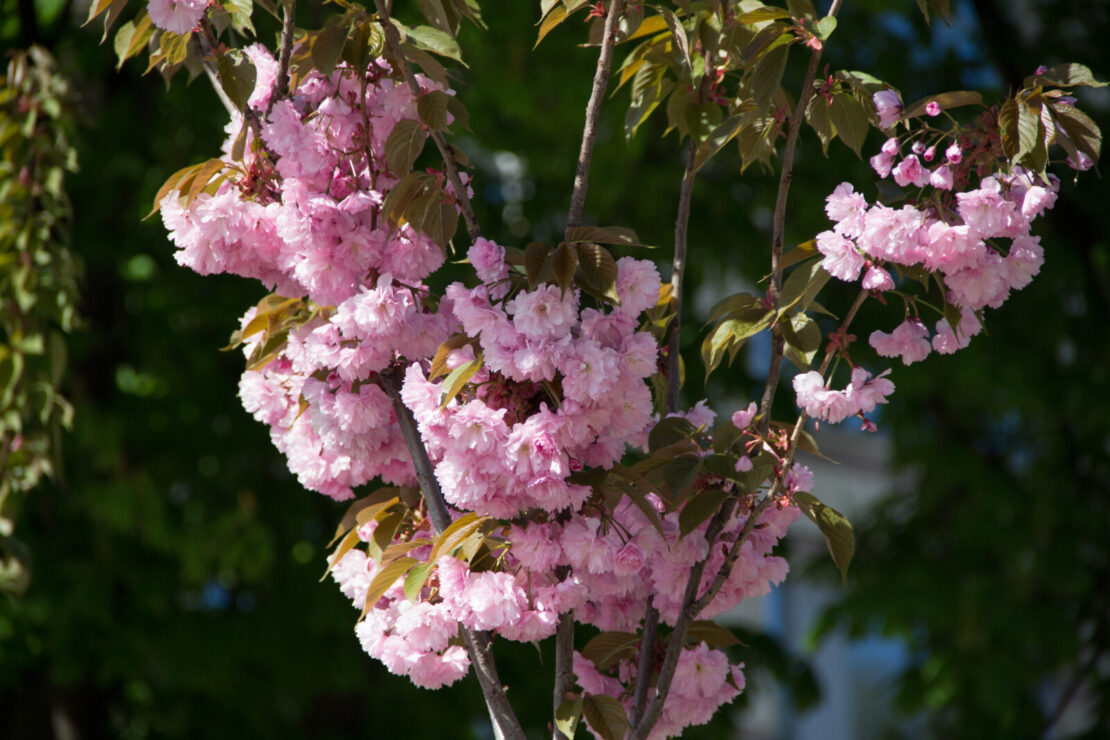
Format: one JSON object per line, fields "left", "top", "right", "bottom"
{"left": 817, "top": 144, "right": 1058, "bottom": 368}
{"left": 158, "top": 43, "right": 799, "bottom": 731}
{"left": 162, "top": 47, "right": 458, "bottom": 500}
{"left": 793, "top": 366, "right": 895, "bottom": 426}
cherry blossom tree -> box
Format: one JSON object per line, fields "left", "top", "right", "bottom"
{"left": 87, "top": 0, "right": 1103, "bottom": 736}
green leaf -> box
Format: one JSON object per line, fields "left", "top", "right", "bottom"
{"left": 805, "top": 94, "right": 834, "bottom": 155}
{"left": 564, "top": 226, "right": 647, "bottom": 247}
{"left": 735, "top": 7, "right": 792, "bottom": 24}
{"left": 114, "top": 14, "right": 153, "bottom": 70}
{"left": 687, "top": 619, "right": 742, "bottom": 647}
{"left": 575, "top": 243, "right": 619, "bottom": 301}
{"left": 311, "top": 24, "right": 348, "bottom": 77}
{"left": 581, "top": 695, "right": 629, "bottom": 740}
{"left": 794, "top": 491, "right": 855, "bottom": 582}
{"left": 1052, "top": 103, "right": 1102, "bottom": 163}
{"left": 417, "top": 89, "right": 451, "bottom": 131}
{"left": 580, "top": 631, "right": 639, "bottom": 671}
{"left": 555, "top": 699, "right": 582, "bottom": 739}
{"left": 829, "top": 91, "right": 868, "bottom": 157}
{"left": 659, "top": 6, "right": 691, "bottom": 78}
{"left": 662, "top": 455, "right": 702, "bottom": 500}
{"left": 751, "top": 44, "right": 789, "bottom": 113}
{"left": 1015, "top": 98, "right": 1042, "bottom": 165}
{"left": 679, "top": 488, "right": 729, "bottom": 537}
{"left": 694, "top": 114, "right": 744, "bottom": 171}
{"left": 438, "top": 354, "right": 482, "bottom": 408}
{"left": 902, "top": 90, "right": 983, "bottom": 120}
{"left": 328, "top": 487, "right": 402, "bottom": 546}
{"left": 216, "top": 50, "right": 257, "bottom": 111}
{"left": 815, "top": 16, "right": 836, "bottom": 41}
{"left": 428, "top": 512, "right": 487, "bottom": 561}
{"left": 524, "top": 241, "right": 548, "bottom": 287}
{"left": 1032, "top": 63, "right": 1107, "bottom": 88}
{"left": 535, "top": 3, "right": 569, "bottom": 48}
{"left": 551, "top": 242, "right": 579, "bottom": 294}
{"left": 648, "top": 416, "right": 696, "bottom": 452}
{"left": 777, "top": 258, "right": 830, "bottom": 316}
{"left": 385, "top": 118, "right": 428, "bottom": 176}
{"left": 399, "top": 22, "right": 466, "bottom": 65}
{"left": 359, "top": 557, "right": 417, "bottom": 620}
{"left": 403, "top": 561, "right": 435, "bottom": 602}
{"left": 321, "top": 527, "right": 361, "bottom": 582}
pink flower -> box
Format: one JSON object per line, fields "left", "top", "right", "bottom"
{"left": 825, "top": 182, "right": 867, "bottom": 237}
{"left": 892, "top": 155, "right": 929, "bottom": 188}
{"left": 945, "top": 142, "right": 963, "bottom": 164}
{"left": 613, "top": 543, "right": 646, "bottom": 576}
{"left": 816, "top": 230, "right": 865, "bottom": 281}
{"left": 846, "top": 367, "right": 894, "bottom": 413}
{"left": 873, "top": 89, "right": 903, "bottom": 129}
{"left": 925, "top": 100, "right": 941, "bottom": 117}
{"left": 615, "top": 257, "right": 661, "bottom": 316}
{"left": 147, "top": 0, "right": 206, "bottom": 35}
{"left": 930, "top": 164, "right": 954, "bottom": 191}
{"left": 731, "top": 401, "right": 757, "bottom": 430}
{"left": 869, "top": 318, "right": 931, "bottom": 365}
{"left": 468, "top": 238, "right": 508, "bottom": 284}
{"left": 506, "top": 284, "right": 578, "bottom": 340}
{"left": 861, "top": 265, "right": 894, "bottom": 291}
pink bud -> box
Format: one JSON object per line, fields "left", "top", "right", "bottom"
{"left": 925, "top": 101, "right": 941, "bottom": 117}
{"left": 945, "top": 142, "right": 962, "bottom": 163}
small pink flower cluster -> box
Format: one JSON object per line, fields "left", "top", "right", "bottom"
{"left": 792, "top": 367, "right": 895, "bottom": 425}
{"left": 574, "top": 644, "right": 746, "bottom": 739}
{"left": 817, "top": 153, "right": 1058, "bottom": 368}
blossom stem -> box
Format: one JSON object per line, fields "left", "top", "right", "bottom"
{"left": 373, "top": 0, "right": 482, "bottom": 242}
{"left": 565, "top": 0, "right": 625, "bottom": 230}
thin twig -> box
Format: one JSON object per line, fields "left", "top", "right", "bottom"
{"left": 665, "top": 139, "right": 697, "bottom": 412}
{"left": 378, "top": 364, "right": 526, "bottom": 740}
{"left": 757, "top": 0, "right": 844, "bottom": 430}
{"left": 372, "top": 0, "right": 482, "bottom": 242}
{"left": 565, "top": 0, "right": 625, "bottom": 230}
{"left": 269, "top": 0, "right": 297, "bottom": 112}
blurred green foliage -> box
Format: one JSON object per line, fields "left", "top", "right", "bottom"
{"left": 0, "top": 0, "right": 1107, "bottom": 737}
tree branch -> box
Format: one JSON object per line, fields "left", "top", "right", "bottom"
{"left": 665, "top": 140, "right": 697, "bottom": 413}
{"left": 269, "top": 0, "right": 297, "bottom": 112}
{"left": 633, "top": 500, "right": 736, "bottom": 738}
{"left": 378, "top": 364, "right": 526, "bottom": 740}
{"left": 373, "top": 0, "right": 482, "bottom": 242}
{"left": 565, "top": 0, "right": 625, "bottom": 230}
{"left": 551, "top": 610, "right": 575, "bottom": 740}
{"left": 757, "top": 1, "right": 844, "bottom": 430}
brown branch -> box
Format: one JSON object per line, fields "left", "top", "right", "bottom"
{"left": 551, "top": 611, "right": 576, "bottom": 740}
{"left": 373, "top": 0, "right": 482, "bottom": 242}
{"left": 633, "top": 500, "right": 736, "bottom": 738}
{"left": 757, "top": 1, "right": 844, "bottom": 430}
{"left": 628, "top": 600, "right": 659, "bottom": 728}
{"left": 378, "top": 364, "right": 526, "bottom": 740}
{"left": 269, "top": 0, "right": 297, "bottom": 112}
{"left": 665, "top": 140, "right": 697, "bottom": 413}
{"left": 565, "top": 0, "right": 625, "bottom": 230}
